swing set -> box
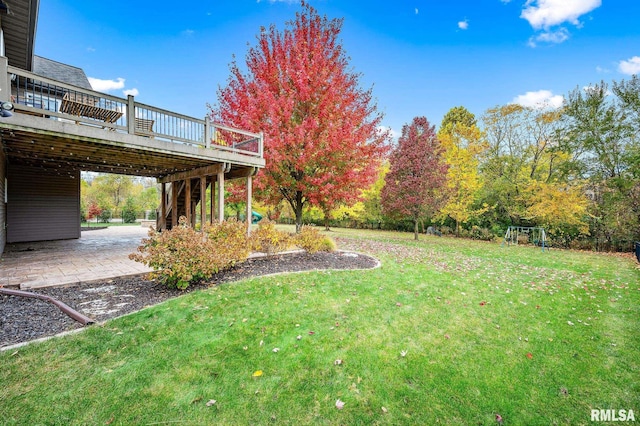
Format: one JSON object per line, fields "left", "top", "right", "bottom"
{"left": 503, "top": 226, "right": 547, "bottom": 251}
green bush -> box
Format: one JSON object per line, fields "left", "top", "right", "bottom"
{"left": 98, "top": 209, "right": 111, "bottom": 223}
{"left": 122, "top": 197, "right": 138, "bottom": 224}
{"left": 130, "top": 217, "right": 251, "bottom": 290}
{"left": 293, "top": 226, "right": 336, "bottom": 253}
{"left": 250, "top": 220, "right": 291, "bottom": 255}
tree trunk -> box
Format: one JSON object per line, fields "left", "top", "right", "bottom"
{"left": 294, "top": 191, "right": 304, "bottom": 234}
{"left": 414, "top": 219, "right": 419, "bottom": 240}
{"left": 324, "top": 217, "right": 330, "bottom": 231}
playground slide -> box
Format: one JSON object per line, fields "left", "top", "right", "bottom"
{"left": 251, "top": 211, "right": 263, "bottom": 224}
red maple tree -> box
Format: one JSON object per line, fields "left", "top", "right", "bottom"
{"left": 86, "top": 202, "right": 102, "bottom": 221}
{"left": 381, "top": 116, "right": 449, "bottom": 240}
{"left": 211, "top": 1, "right": 389, "bottom": 232}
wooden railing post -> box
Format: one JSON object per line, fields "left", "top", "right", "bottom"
{"left": 204, "top": 116, "right": 211, "bottom": 148}
{"left": 0, "top": 56, "right": 10, "bottom": 103}
{"left": 127, "top": 95, "right": 136, "bottom": 134}
{"left": 259, "top": 132, "right": 264, "bottom": 158}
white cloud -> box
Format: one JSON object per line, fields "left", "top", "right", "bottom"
{"left": 88, "top": 77, "right": 125, "bottom": 92}
{"left": 618, "top": 56, "right": 640, "bottom": 75}
{"left": 513, "top": 90, "right": 564, "bottom": 109}
{"left": 528, "top": 27, "right": 569, "bottom": 47}
{"left": 596, "top": 66, "right": 610, "bottom": 74}
{"left": 415, "top": 8, "right": 419, "bottom": 15}
{"left": 521, "top": 0, "right": 601, "bottom": 30}
{"left": 458, "top": 19, "right": 469, "bottom": 30}
{"left": 123, "top": 88, "right": 139, "bottom": 97}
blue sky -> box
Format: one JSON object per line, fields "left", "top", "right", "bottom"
{"left": 36, "top": 0, "right": 640, "bottom": 137}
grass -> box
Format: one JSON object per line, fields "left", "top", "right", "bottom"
{"left": 1, "top": 228, "right": 638, "bottom": 425}
{"left": 82, "top": 220, "right": 141, "bottom": 227}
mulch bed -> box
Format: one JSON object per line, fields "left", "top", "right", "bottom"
{"left": 0, "top": 251, "right": 378, "bottom": 349}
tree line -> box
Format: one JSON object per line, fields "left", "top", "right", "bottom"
{"left": 209, "top": 2, "right": 638, "bottom": 251}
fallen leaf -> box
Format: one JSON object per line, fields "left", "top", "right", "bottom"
{"left": 381, "top": 406, "right": 388, "bottom": 413}
{"left": 206, "top": 399, "right": 217, "bottom": 407}
{"left": 334, "top": 359, "right": 343, "bottom": 365}
{"left": 252, "top": 370, "right": 263, "bottom": 377}
{"left": 496, "top": 413, "right": 503, "bottom": 424}
{"left": 567, "top": 321, "right": 574, "bottom": 326}
{"left": 191, "top": 397, "right": 202, "bottom": 404}
{"left": 335, "top": 399, "right": 345, "bottom": 410}
{"left": 272, "top": 348, "right": 280, "bottom": 353}
{"left": 400, "top": 350, "right": 408, "bottom": 357}
{"left": 296, "top": 335, "right": 302, "bottom": 340}
{"left": 526, "top": 352, "right": 533, "bottom": 359}
{"left": 479, "top": 301, "right": 487, "bottom": 306}
{"left": 309, "top": 331, "right": 315, "bottom": 335}
{"left": 444, "top": 334, "right": 450, "bottom": 339}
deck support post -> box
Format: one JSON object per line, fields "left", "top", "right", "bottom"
{"left": 160, "top": 182, "right": 167, "bottom": 230}
{"left": 200, "top": 176, "right": 207, "bottom": 229}
{"left": 210, "top": 177, "right": 215, "bottom": 223}
{"left": 217, "top": 170, "right": 224, "bottom": 222}
{"left": 185, "top": 179, "right": 191, "bottom": 226}
{"left": 246, "top": 175, "right": 252, "bottom": 235}
{"left": 171, "top": 181, "right": 178, "bottom": 228}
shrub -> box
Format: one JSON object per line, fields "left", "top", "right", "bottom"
{"left": 294, "top": 226, "right": 336, "bottom": 253}
{"left": 469, "top": 226, "right": 495, "bottom": 241}
{"left": 122, "top": 197, "right": 138, "bottom": 223}
{"left": 98, "top": 209, "right": 111, "bottom": 223}
{"left": 250, "top": 220, "right": 291, "bottom": 255}
{"left": 204, "top": 219, "right": 251, "bottom": 268}
{"left": 130, "top": 217, "right": 251, "bottom": 290}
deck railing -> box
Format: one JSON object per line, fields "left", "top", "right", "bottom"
{"left": 6, "top": 66, "right": 263, "bottom": 158}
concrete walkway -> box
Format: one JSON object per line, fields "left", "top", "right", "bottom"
{"left": 0, "top": 226, "right": 153, "bottom": 289}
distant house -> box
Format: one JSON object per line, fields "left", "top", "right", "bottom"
{"left": 0, "top": 0, "right": 264, "bottom": 255}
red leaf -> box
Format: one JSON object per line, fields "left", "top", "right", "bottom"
{"left": 526, "top": 352, "right": 533, "bottom": 359}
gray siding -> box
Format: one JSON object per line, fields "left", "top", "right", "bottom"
{"left": 7, "top": 166, "right": 80, "bottom": 243}
{"left": 0, "top": 147, "right": 5, "bottom": 254}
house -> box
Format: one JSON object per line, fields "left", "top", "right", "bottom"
{"left": 0, "top": 0, "right": 265, "bottom": 255}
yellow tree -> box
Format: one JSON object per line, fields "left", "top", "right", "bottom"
{"left": 438, "top": 113, "right": 487, "bottom": 235}
{"left": 521, "top": 180, "right": 591, "bottom": 235}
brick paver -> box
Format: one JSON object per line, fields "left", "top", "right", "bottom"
{"left": 0, "top": 226, "right": 152, "bottom": 289}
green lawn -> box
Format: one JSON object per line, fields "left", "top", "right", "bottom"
{"left": 1, "top": 228, "right": 638, "bottom": 425}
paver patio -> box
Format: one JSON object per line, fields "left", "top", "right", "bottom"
{"left": 0, "top": 226, "right": 152, "bottom": 289}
